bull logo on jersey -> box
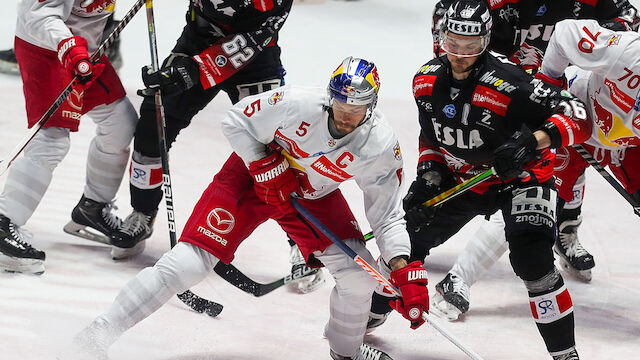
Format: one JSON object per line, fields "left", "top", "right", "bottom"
{"left": 206, "top": 208, "right": 235, "bottom": 234}
{"left": 77, "top": 0, "right": 115, "bottom": 14}
{"left": 393, "top": 141, "right": 402, "bottom": 160}
{"left": 608, "top": 35, "right": 622, "bottom": 47}
{"left": 268, "top": 91, "right": 284, "bottom": 105}
{"left": 593, "top": 95, "right": 640, "bottom": 147}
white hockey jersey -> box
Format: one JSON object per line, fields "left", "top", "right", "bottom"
{"left": 16, "top": 0, "right": 115, "bottom": 53}
{"left": 222, "top": 85, "right": 411, "bottom": 262}
{"left": 541, "top": 19, "right": 640, "bottom": 150}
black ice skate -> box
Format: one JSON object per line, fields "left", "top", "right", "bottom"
{"left": 554, "top": 216, "right": 594, "bottom": 282}
{"left": 552, "top": 348, "right": 580, "bottom": 360}
{"left": 330, "top": 344, "right": 393, "bottom": 360}
{"left": 430, "top": 272, "right": 470, "bottom": 321}
{"left": 0, "top": 214, "right": 45, "bottom": 274}
{"left": 287, "top": 243, "right": 325, "bottom": 293}
{"left": 109, "top": 210, "right": 156, "bottom": 260}
{"left": 63, "top": 195, "right": 123, "bottom": 245}
{"left": 0, "top": 48, "right": 19, "bottom": 75}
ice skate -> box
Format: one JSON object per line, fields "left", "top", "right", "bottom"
{"left": 59, "top": 317, "right": 120, "bottom": 360}
{"left": 287, "top": 243, "right": 325, "bottom": 293}
{"left": 330, "top": 343, "right": 393, "bottom": 360}
{"left": 552, "top": 348, "right": 580, "bottom": 360}
{"left": 0, "top": 48, "right": 19, "bottom": 75}
{"left": 64, "top": 195, "right": 123, "bottom": 244}
{"left": 430, "top": 273, "right": 470, "bottom": 321}
{"left": 0, "top": 214, "right": 45, "bottom": 274}
{"left": 109, "top": 210, "right": 156, "bottom": 260}
{"left": 554, "top": 216, "right": 594, "bottom": 282}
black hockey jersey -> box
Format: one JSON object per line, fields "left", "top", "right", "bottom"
{"left": 175, "top": 0, "right": 293, "bottom": 55}
{"left": 433, "top": 0, "right": 638, "bottom": 71}
{"left": 413, "top": 53, "right": 590, "bottom": 193}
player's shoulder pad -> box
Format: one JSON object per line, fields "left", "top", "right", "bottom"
{"left": 413, "top": 59, "right": 446, "bottom": 99}
{"left": 479, "top": 53, "right": 533, "bottom": 94}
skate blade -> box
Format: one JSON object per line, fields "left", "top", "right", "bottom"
{"left": 0, "top": 253, "right": 44, "bottom": 275}
{"left": 0, "top": 60, "right": 19, "bottom": 75}
{"left": 556, "top": 256, "right": 592, "bottom": 282}
{"left": 63, "top": 221, "right": 110, "bottom": 245}
{"left": 430, "top": 293, "right": 463, "bottom": 321}
{"left": 111, "top": 240, "right": 146, "bottom": 260}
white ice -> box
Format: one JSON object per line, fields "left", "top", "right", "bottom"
{"left": 1, "top": 0, "right": 639, "bottom": 359}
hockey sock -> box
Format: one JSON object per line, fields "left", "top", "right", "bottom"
{"left": 527, "top": 271, "right": 576, "bottom": 353}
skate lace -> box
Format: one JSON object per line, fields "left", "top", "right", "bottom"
{"left": 559, "top": 231, "right": 588, "bottom": 258}
{"left": 446, "top": 274, "right": 470, "bottom": 301}
{"left": 122, "top": 212, "right": 150, "bottom": 236}
{"left": 100, "top": 201, "right": 122, "bottom": 230}
{"left": 354, "top": 344, "right": 382, "bottom": 360}
{"left": 8, "top": 223, "right": 34, "bottom": 248}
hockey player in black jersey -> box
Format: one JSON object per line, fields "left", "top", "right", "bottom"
{"left": 108, "top": 1, "right": 289, "bottom": 253}
{"left": 425, "top": 0, "right": 640, "bottom": 320}
{"left": 370, "top": 1, "right": 592, "bottom": 359}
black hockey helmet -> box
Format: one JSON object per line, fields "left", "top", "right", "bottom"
{"left": 440, "top": 0, "right": 492, "bottom": 57}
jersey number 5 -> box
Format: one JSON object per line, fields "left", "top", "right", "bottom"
{"left": 243, "top": 99, "right": 261, "bottom": 117}
{"left": 296, "top": 121, "right": 311, "bottom": 136}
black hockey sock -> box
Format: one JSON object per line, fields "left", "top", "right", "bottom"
{"left": 130, "top": 185, "right": 163, "bottom": 216}
{"left": 370, "top": 291, "right": 393, "bottom": 315}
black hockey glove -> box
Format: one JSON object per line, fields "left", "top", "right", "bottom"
{"left": 403, "top": 177, "right": 445, "bottom": 231}
{"left": 140, "top": 55, "right": 200, "bottom": 94}
{"left": 493, "top": 125, "right": 540, "bottom": 181}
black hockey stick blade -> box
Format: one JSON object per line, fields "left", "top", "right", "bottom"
{"left": 177, "top": 290, "right": 223, "bottom": 317}
{"left": 213, "top": 262, "right": 318, "bottom": 297}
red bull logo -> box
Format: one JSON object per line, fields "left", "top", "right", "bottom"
{"left": 593, "top": 97, "right": 613, "bottom": 135}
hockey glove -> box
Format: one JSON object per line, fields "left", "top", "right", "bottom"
{"left": 535, "top": 72, "right": 567, "bottom": 90}
{"left": 249, "top": 152, "right": 302, "bottom": 215}
{"left": 389, "top": 261, "right": 429, "bottom": 329}
{"left": 141, "top": 55, "right": 200, "bottom": 94}
{"left": 57, "top": 36, "right": 105, "bottom": 88}
{"left": 493, "top": 125, "right": 540, "bottom": 181}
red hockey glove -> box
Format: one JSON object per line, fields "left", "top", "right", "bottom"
{"left": 57, "top": 36, "right": 104, "bottom": 88}
{"left": 248, "top": 152, "right": 302, "bottom": 214}
{"left": 534, "top": 72, "right": 567, "bottom": 90}
{"left": 389, "top": 261, "right": 429, "bottom": 329}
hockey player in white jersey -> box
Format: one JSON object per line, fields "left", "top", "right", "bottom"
{"left": 0, "top": 0, "right": 138, "bottom": 274}
{"left": 66, "top": 57, "right": 429, "bottom": 360}
{"left": 431, "top": 19, "right": 640, "bottom": 321}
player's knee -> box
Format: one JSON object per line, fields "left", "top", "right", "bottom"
{"left": 154, "top": 242, "right": 217, "bottom": 293}
{"left": 24, "top": 127, "right": 70, "bottom": 171}
{"left": 508, "top": 231, "right": 555, "bottom": 281}
{"left": 523, "top": 267, "right": 561, "bottom": 294}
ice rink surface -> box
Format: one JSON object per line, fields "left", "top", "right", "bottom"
{"left": 1, "top": 0, "right": 639, "bottom": 359}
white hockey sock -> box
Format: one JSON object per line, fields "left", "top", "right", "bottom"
{"left": 83, "top": 97, "right": 136, "bottom": 202}
{"left": 99, "top": 243, "right": 218, "bottom": 341}
{"left": 0, "top": 127, "right": 69, "bottom": 226}
{"left": 450, "top": 212, "right": 508, "bottom": 286}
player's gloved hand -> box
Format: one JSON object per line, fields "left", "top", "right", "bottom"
{"left": 403, "top": 178, "right": 442, "bottom": 230}
{"left": 600, "top": 17, "right": 633, "bottom": 31}
{"left": 57, "top": 36, "right": 104, "bottom": 88}
{"left": 493, "top": 125, "right": 539, "bottom": 181}
{"left": 535, "top": 72, "right": 567, "bottom": 90}
{"left": 249, "top": 152, "right": 302, "bottom": 214}
{"left": 389, "top": 261, "right": 429, "bottom": 329}
{"left": 141, "top": 54, "right": 200, "bottom": 94}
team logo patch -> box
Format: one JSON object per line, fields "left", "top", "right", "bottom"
{"left": 268, "top": 91, "right": 284, "bottom": 105}
{"left": 607, "top": 35, "right": 621, "bottom": 47}
{"left": 536, "top": 4, "right": 546, "bottom": 16}
{"left": 215, "top": 55, "right": 228, "bottom": 67}
{"left": 472, "top": 85, "right": 511, "bottom": 116}
{"left": 327, "top": 139, "right": 336, "bottom": 147}
{"left": 413, "top": 75, "right": 436, "bottom": 98}
{"left": 604, "top": 79, "right": 634, "bottom": 113}
{"left": 443, "top": 104, "right": 456, "bottom": 118}
{"left": 206, "top": 208, "right": 235, "bottom": 234}
{"left": 393, "top": 141, "right": 402, "bottom": 160}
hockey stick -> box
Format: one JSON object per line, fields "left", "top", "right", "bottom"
{"left": 213, "top": 261, "right": 318, "bottom": 297}
{"left": 0, "top": 0, "right": 147, "bottom": 176}
{"left": 573, "top": 144, "right": 640, "bottom": 215}
{"left": 290, "top": 197, "right": 486, "bottom": 360}
{"left": 144, "top": 0, "right": 222, "bottom": 317}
